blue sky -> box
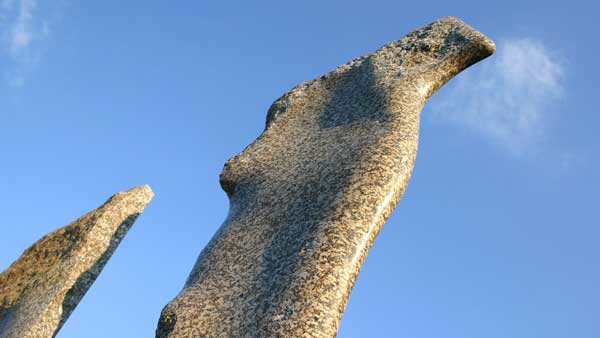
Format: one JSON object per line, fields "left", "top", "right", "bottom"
{"left": 1, "top": 1, "right": 598, "bottom": 337}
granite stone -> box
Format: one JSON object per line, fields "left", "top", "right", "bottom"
{"left": 0, "top": 185, "right": 154, "bottom": 338}
{"left": 157, "top": 17, "right": 495, "bottom": 338}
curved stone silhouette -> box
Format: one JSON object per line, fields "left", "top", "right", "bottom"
{"left": 157, "top": 17, "right": 495, "bottom": 338}
{"left": 0, "top": 185, "right": 153, "bottom": 338}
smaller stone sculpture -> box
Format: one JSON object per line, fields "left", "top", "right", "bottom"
{"left": 0, "top": 185, "right": 154, "bottom": 338}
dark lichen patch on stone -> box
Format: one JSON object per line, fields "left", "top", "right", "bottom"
{"left": 319, "top": 57, "right": 390, "bottom": 129}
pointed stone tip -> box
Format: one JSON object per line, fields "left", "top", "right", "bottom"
{"left": 105, "top": 184, "right": 154, "bottom": 214}
{"left": 438, "top": 16, "right": 496, "bottom": 57}
{"left": 120, "top": 184, "right": 154, "bottom": 203}
{"left": 129, "top": 184, "right": 154, "bottom": 198}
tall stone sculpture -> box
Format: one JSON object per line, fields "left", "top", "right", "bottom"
{"left": 0, "top": 185, "right": 153, "bottom": 338}
{"left": 157, "top": 17, "right": 495, "bottom": 338}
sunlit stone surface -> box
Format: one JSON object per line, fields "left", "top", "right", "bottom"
{"left": 157, "top": 17, "right": 495, "bottom": 338}
{"left": 0, "top": 185, "right": 153, "bottom": 338}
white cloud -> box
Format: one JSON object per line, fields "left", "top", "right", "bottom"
{"left": 9, "top": 0, "right": 35, "bottom": 56}
{"left": 0, "top": 0, "right": 52, "bottom": 87}
{"left": 430, "top": 38, "right": 565, "bottom": 156}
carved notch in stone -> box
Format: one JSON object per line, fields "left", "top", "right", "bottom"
{"left": 0, "top": 185, "right": 154, "bottom": 338}
{"left": 157, "top": 17, "right": 495, "bottom": 338}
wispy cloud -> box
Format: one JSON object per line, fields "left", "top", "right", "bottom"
{"left": 1, "top": 0, "right": 54, "bottom": 87}
{"left": 430, "top": 38, "right": 565, "bottom": 157}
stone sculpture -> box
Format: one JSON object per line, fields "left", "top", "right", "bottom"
{"left": 156, "top": 17, "right": 495, "bottom": 338}
{"left": 0, "top": 185, "right": 153, "bottom": 338}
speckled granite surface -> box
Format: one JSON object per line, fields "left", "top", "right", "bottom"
{"left": 0, "top": 185, "right": 153, "bottom": 338}
{"left": 157, "top": 17, "right": 495, "bottom": 338}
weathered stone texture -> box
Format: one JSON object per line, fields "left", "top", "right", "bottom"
{"left": 0, "top": 185, "right": 153, "bottom": 338}
{"left": 157, "top": 17, "right": 495, "bottom": 338}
